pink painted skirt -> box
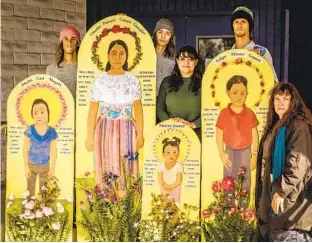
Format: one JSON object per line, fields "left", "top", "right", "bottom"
{"left": 94, "top": 116, "right": 139, "bottom": 188}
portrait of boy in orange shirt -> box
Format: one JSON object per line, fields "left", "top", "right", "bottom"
{"left": 216, "top": 75, "right": 259, "bottom": 192}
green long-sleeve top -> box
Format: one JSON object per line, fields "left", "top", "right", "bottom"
{"left": 157, "top": 76, "right": 201, "bottom": 129}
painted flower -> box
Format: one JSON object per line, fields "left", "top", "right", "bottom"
{"left": 56, "top": 202, "right": 64, "bottom": 214}
{"left": 9, "top": 192, "right": 14, "bottom": 201}
{"left": 122, "top": 27, "right": 130, "bottom": 33}
{"left": 212, "top": 181, "right": 222, "bottom": 193}
{"left": 102, "top": 28, "right": 108, "bottom": 36}
{"left": 241, "top": 208, "right": 256, "bottom": 222}
{"left": 41, "top": 185, "right": 47, "bottom": 191}
{"left": 229, "top": 204, "right": 238, "bottom": 215}
{"left": 84, "top": 171, "right": 91, "bottom": 177}
{"left": 134, "top": 222, "right": 139, "bottom": 228}
{"left": 66, "top": 196, "right": 73, "bottom": 203}
{"left": 237, "top": 167, "right": 246, "bottom": 175}
{"left": 202, "top": 209, "right": 211, "bottom": 218}
{"left": 21, "top": 190, "right": 30, "bottom": 199}
{"left": 42, "top": 206, "right": 54, "bottom": 217}
{"left": 22, "top": 199, "right": 28, "bottom": 205}
{"left": 221, "top": 176, "right": 235, "bottom": 191}
{"left": 51, "top": 222, "right": 60, "bottom": 230}
{"left": 20, "top": 209, "right": 36, "bottom": 220}
{"left": 25, "top": 200, "right": 35, "bottom": 210}
{"left": 112, "top": 25, "right": 121, "bottom": 33}
{"left": 6, "top": 201, "right": 13, "bottom": 208}
{"left": 35, "top": 210, "right": 44, "bottom": 218}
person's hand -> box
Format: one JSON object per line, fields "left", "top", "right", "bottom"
{"left": 48, "top": 166, "right": 55, "bottom": 177}
{"left": 25, "top": 164, "right": 31, "bottom": 178}
{"left": 136, "top": 133, "right": 144, "bottom": 150}
{"left": 271, "top": 192, "right": 284, "bottom": 214}
{"left": 85, "top": 136, "right": 95, "bottom": 152}
{"left": 250, "top": 154, "right": 257, "bottom": 170}
{"left": 221, "top": 152, "right": 232, "bottom": 169}
{"left": 174, "top": 117, "right": 196, "bottom": 129}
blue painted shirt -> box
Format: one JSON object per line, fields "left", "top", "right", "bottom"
{"left": 24, "top": 125, "right": 58, "bottom": 165}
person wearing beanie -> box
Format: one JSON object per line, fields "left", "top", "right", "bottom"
{"left": 46, "top": 26, "right": 81, "bottom": 98}
{"left": 152, "top": 18, "right": 176, "bottom": 96}
{"left": 231, "top": 6, "right": 278, "bottom": 82}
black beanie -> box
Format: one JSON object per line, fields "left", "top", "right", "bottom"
{"left": 231, "top": 6, "right": 254, "bottom": 33}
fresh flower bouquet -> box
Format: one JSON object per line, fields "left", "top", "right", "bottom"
{"left": 6, "top": 177, "right": 72, "bottom": 242}
{"left": 201, "top": 167, "right": 257, "bottom": 242}
{"left": 77, "top": 158, "right": 142, "bottom": 242}
{"left": 140, "top": 193, "right": 201, "bottom": 242}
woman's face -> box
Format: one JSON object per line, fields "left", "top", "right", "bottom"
{"left": 163, "top": 145, "right": 179, "bottom": 164}
{"left": 274, "top": 93, "right": 291, "bottom": 119}
{"left": 108, "top": 44, "right": 127, "bottom": 70}
{"left": 177, "top": 52, "right": 198, "bottom": 77}
{"left": 62, "top": 36, "right": 78, "bottom": 54}
{"left": 156, "top": 28, "right": 172, "bottom": 47}
{"left": 32, "top": 103, "right": 49, "bottom": 124}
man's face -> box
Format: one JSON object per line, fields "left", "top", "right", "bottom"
{"left": 233, "top": 18, "right": 250, "bottom": 37}
{"left": 62, "top": 36, "right": 78, "bottom": 54}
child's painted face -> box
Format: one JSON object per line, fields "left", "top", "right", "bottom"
{"left": 227, "top": 83, "right": 247, "bottom": 107}
{"left": 108, "top": 44, "right": 127, "bottom": 70}
{"left": 163, "top": 145, "right": 179, "bottom": 164}
{"left": 32, "top": 103, "right": 49, "bottom": 124}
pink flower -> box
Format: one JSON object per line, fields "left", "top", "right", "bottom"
{"left": 212, "top": 181, "right": 222, "bottom": 193}
{"left": 202, "top": 209, "right": 211, "bottom": 219}
{"left": 42, "top": 206, "right": 54, "bottom": 217}
{"left": 229, "top": 204, "right": 238, "bottom": 215}
{"left": 25, "top": 200, "right": 35, "bottom": 210}
{"left": 241, "top": 209, "right": 256, "bottom": 222}
{"left": 237, "top": 167, "right": 246, "bottom": 175}
{"left": 221, "top": 176, "right": 235, "bottom": 191}
{"left": 35, "top": 210, "right": 43, "bottom": 218}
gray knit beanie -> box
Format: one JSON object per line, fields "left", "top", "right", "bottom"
{"left": 153, "top": 18, "right": 174, "bottom": 35}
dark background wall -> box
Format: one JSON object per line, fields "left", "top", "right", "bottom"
{"left": 86, "top": 0, "right": 312, "bottom": 110}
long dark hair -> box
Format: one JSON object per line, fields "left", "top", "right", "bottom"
{"left": 105, "top": 39, "right": 129, "bottom": 71}
{"left": 168, "top": 45, "right": 204, "bottom": 95}
{"left": 162, "top": 137, "right": 181, "bottom": 153}
{"left": 31, "top": 99, "right": 50, "bottom": 122}
{"left": 55, "top": 43, "right": 79, "bottom": 68}
{"left": 263, "top": 82, "right": 312, "bottom": 139}
{"left": 152, "top": 33, "right": 175, "bottom": 59}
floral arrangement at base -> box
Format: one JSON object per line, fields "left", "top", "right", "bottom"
{"left": 77, "top": 158, "right": 142, "bottom": 242}
{"left": 6, "top": 177, "right": 73, "bottom": 242}
{"left": 201, "top": 168, "right": 257, "bottom": 242}
{"left": 140, "top": 193, "right": 201, "bottom": 242}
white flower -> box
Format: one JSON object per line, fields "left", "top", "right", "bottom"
{"left": 56, "top": 202, "right": 64, "bottom": 214}
{"left": 22, "top": 199, "right": 28, "bottom": 205}
{"left": 25, "top": 200, "right": 35, "bottom": 210}
{"left": 173, "top": 231, "right": 176, "bottom": 236}
{"left": 6, "top": 201, "right": 13, "bottom": 208}
{"left": 20, "top": 209, "right": 36, "bottom": 220}
{"left": 153, "top": 235, "right": 159, "bottom": 241}
{"left": 51, "top": 222, "right": 60, "bottom": 230}
{"left": 180, "top": 219, "right": 183, "bottom": 223}
{"left": 9, "top": 193, "right": 14, "bottom": 201}
{"left": 42, "top": 206, "right": 54, "bottom": 217}
{"left": 66, "top": 196, "right": 73, "bottom": 203}
{"left": 35, "top": 210, "right": 43, "bottom": 218}
{"left": 196, "top": 226, "right": 201, "bottom": 230}
{"left": 189, "top": 220, "right": 193, "bottom": 224}
{"left": 41, "top": 185, "right": 47, "bottom": 191}
{"left": 21, "top": 190, "right": 30, "bottom": 199}
{"left": 49, "top": 179, "right": 55, "bottom": 184}
{"left": 156, "top": 200, "right": 161, "bottom": 205}
{"left": 134, "top": 222, "right": 139, "bottom": 228}
{"left": 166, "top": 215, "right": 169, "bottom": 219}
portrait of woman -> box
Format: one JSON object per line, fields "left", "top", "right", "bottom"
{"left": 256, "top": 83, "right": 312, "bottom": 242}
{"left": 85, "top": 39, "right": 144, "bottom": 192}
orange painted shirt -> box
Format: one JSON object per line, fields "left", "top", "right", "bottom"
{"left": 216, "top": 103, "right": 259, "bottom": 150}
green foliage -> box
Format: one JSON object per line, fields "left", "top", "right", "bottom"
{"left": 77, "top": 158, "right": 142, "bottom": 242}
{"left": 201, "top": 168, "right": 257, "bottom": 242}
{"left": 6, "top": 176, "right": 72, "bottom": 242}
{"left": 140, "top": 193, "right": 201, "bottom": 242}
